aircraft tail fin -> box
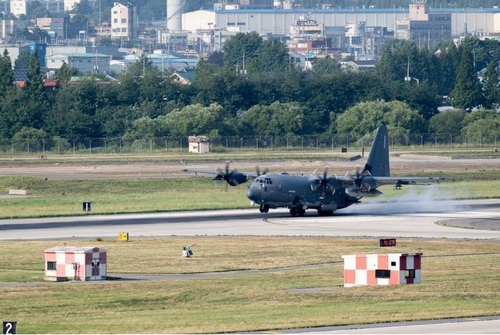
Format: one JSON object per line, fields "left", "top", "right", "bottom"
{"left": 362, "top": 124, "right": 390, "bottom": 177}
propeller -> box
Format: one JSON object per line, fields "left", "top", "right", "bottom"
{"left": 213, "top": 161, "right": 249, "bottom": 190}
{"left": 255, "top": 166, "right": 269, "bottom": 177}
{"left": 310, "top": 167, "right": 332, "bottom": 199}
{"left": 346, "top": 166, "right": 375, "bottom": 195}
{"left": 214, "top": 161, "right": 235, "bottom": 191}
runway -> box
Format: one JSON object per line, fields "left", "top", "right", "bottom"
{"left": 1, "top": 199, "right": 499, "bottom": 241}
{"left": 1, "top": 198, "right": 499, "bottom": 334}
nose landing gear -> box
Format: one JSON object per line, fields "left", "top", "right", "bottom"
{"left": 289, "top": 207, "right": 305, "bottom": 216}
{"left": 259, "top": 204, "right": 269, "bottom": 213}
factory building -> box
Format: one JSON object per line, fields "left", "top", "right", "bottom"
{"left": 182, "top": 7, "right": 500, "bottom": 38}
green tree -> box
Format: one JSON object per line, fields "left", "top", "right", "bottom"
{"left": 397, "top": 80, "right": 441, "bottom": 120}
{"left": 0, "top": 49, "right": 14, "bottom": 99}
{"left": 46, "top": 78, "right": 101, "bottom": 139}
{"left": 115, "top": 54, "right": 154, "bottom": 105}
{"left": 335, "top": 100, "right": 423, "bottom": 141}
{"left": 11, "top": 52, "right": 50, "bottom": 133}
{"left": 27, "top": 0, "right": 50, "bottom": 18}
{"left": 193, "top": 62, "right": 256, "bottom": 113}
{"left": 462, "top": 108, "right": 497, "bottom": 127}
{"left": 238, "top": 101, "right": 305, "bottom": 136}
{"left": 249, "top": 38, "right": 289, "bottom": 72}
{"left": 123, "top": 116, "right": 168, "bottom": 141}
{"left": 165, "top": 103, "right": 233, "bottom": 137}
{"left": 435, "top": 40, "right": 460, "bottom": 96}
{"left": 311, "top": 55, "right": 341, "bottom": 75}
{"left": 462, "top": 114, "right": 500, "bottom": 144}
{"left": 450, "top": 45, "right": 485, "bottom": 110}
{"left": 72, "top": 0, "right": 93, "bottom": 14}
{"left": 57, "top": 61, "right": 72, "bottom": 84}
{"left": 429, "top": 109, "right": 466, "bottom": 135}
{"left": 375, "top": 39, "right": 418, "bottom": 82}
{"left": 11, "top": 127, "right": 48, "bottom": 152}
{"left": 14, "top": 50, "right": 30, "bottom": 69}
{"left": 222, "top": 32, "right": 263, "bottom": 71}
{"left": 482, "top": 61, "right": 500, "bottom": 109}
{"left": 96, "top": 105, "right": 139, "bottom": 138}
{"left": 207, "top": 51, "right": 224, "bottom": 66}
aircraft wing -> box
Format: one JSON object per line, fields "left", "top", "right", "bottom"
{"left": 368, "top": 176, "right": 446, "bottom": 186}
{"left": 181, "top": 168, "right": 226, "bottom": 176}
{"left": 333, "top": 175, "right": 445, "bottom": 187}
{"left": 181, "top": 167, "right": 258, "bottom": 186}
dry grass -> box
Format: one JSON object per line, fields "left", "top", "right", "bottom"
{"left": 0, "top": 237, "right": 499, "bottom": 333}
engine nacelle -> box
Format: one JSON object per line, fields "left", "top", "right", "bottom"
{"left": 346, "top": 187, "right": 382, "bottom": 198}
{"left": 228, "top": 173, "right": 248, "bottom": 186}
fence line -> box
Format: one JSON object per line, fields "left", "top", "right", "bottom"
{"left": 0, "top": 133, "right": 498, "bottom": 155}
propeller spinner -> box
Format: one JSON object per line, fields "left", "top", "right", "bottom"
{"left": 214, "top": 161, "right": 250, "bottom": 190}
{"left": 310, "top": 167, "right": 335, "bottom": 199}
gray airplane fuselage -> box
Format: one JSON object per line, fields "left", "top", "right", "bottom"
{"left": 246, "top": 173, "right": 358, "bottom": 213}
{"left": 184, "top": 124, "right": 444, "bottom": 216}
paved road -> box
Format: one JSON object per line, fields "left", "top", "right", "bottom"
{"left": 248, "top": 316, "right": 500, "bottom": 334}
{"left": 1, "top": 199, "right": 499, "bottom": 241}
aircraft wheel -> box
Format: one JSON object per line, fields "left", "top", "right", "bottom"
{"left": 297, "top": 208, "right": 306, "bottom": 216}
{"left": 289, "top": 208, "right": 298, "bottom": 216}
{"left": 259, "top": 204, "right": 269, "bottom": 213}
{"left": 318, "top": 210, "right": 334, "bottom": 216}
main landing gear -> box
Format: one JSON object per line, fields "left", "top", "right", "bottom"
{"left": 317, "top": 209, "right": 334, "bottom": 216}
{"left": 259, "top": 204, "right": 269, "bottom": 213}
{"left": 289, "top": 207, "right": 305, "bottom": 216}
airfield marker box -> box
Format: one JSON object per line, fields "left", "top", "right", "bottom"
{"left": 342, "top": 253, "right": 422, "bottom": 287}
{"left": 44, "top": 246, "right": 107, "bottom": 282}
{"left": 82, "top": 202, "right": 92, "bottom": 212}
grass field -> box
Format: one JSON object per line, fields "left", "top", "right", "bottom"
{"left": 0, "top": 174, "right": 500, "bottom": 218}
{"left": 0, "top": 237, "right": 499, "bottom": 333}
{"left": 1, "top": 151, "right": 499, "bottom": 333}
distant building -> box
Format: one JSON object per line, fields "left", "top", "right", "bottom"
{"left": 182, "top": 7, "right": 499, "bottom": 42}
{"left": 0, "top": 18, "right": 27, "bottom": 39}
{"left": 395, "top": 0, "right": 451, "bottom": 47}
{"left": 214, "top": 0, "right": 274, "bottom": 10}
{"left": 0, "top": 0, "right": 9, "bottom": 14}
{"left": 123, "top": 51, "right": 199, "bottom": 72}
{"left": 10, "top": 0, "right": 26, "bottom": 16}
{"left": 111, "top": 2, "right": 138, "bottom": 41}
{"left": 41, "top": 0, "right": 65, "bottom": 13}
{"left": 188, "top": 136, "right": 210, "bottom": 153}
{"left": 34, "top": 17, "right": 86, "bottom": 40}
{"left": 46, "top": 53, "right": 111, "bottom": 74}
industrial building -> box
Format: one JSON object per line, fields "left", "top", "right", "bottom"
{"left": 182, "top": 7, "right": 500, "bottom": 38}
{"left": 0, "top": 0, "right": 96, "bottom": 16}
{"left": 111, "top": 2, "right": 138, "bottom": 41}
{"left": 46, "top": 53, "right": 112, "bottom": 74}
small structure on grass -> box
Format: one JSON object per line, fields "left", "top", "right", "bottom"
{"left": 188, "top": 135, "right": 210, "bottom": 153}
{"left": 342, "top": 253, "right": 422, "bottom": 287}
{"left": 44, "top": 246, "right": 107, "bottom": 281}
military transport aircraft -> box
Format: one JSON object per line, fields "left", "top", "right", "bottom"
{"left": 182, "top": 124, "right": 445, "bottom": 216}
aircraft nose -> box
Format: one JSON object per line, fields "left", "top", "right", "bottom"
{"left": 246, "top": 185, "right": 260, "bottom": 201}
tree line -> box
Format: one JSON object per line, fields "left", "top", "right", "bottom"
{"left": 0, "top": 34, "right": 499, "bottom": 152}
